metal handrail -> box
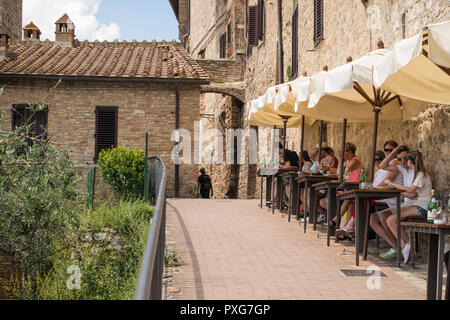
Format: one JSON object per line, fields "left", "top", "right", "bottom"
{"left": 134, "top": 156, "right": 167, "bottom": 300}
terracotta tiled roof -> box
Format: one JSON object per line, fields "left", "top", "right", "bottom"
{"left": 0, "top": 39, "right": 209, "bottom": 81}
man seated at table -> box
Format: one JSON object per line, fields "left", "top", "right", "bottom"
{"left": 370, "top": 145, "right": 416, "bottom": 260}
{"left": 299, "top": 148, "right": 319, "bottom": 218}
{"left": 278, "top": 143, "right": 300, "bottom": 211}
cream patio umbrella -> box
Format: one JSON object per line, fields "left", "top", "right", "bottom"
{"left": 308, "top": 23, "right": 450, "bottom": 182}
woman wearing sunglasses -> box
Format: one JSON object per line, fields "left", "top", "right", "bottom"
{"left": 381, "top": 150, "right": 432, "bottom": 264}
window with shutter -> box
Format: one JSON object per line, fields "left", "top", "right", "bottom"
{"left": 219, "top": 32, "right": 226, "bottom": 58}
{"left": 292, "top": 6, "right": 298, "bottom": 80}
{"left": 95, "top": 106, "right": 118, "bottom": 162}
{"left": 314, "top": 0, "right": 324, "bottom": 47}
{"left": 227, "top": 22, "right": 231, "bottom": 47}
{"left": 247, "top": 5, "right": 258, "bottom": 56}
{"left": 258, "top": 0, "right": 265, "bottom": 40}
{"left": 12, "top": 104, "right": 48, "bottom": 139}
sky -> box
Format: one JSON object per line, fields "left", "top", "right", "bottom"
{"left": 22, "top": 0, "right": 179, "bottom": 42}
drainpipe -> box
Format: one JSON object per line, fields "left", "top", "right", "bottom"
{"left": 182, "top": 0, "right": 191, "bottom": 51}
{"left": 277, "top": 0, "right": 284, "bottom": 84}
{"left": 175, "top": 88, "right": 180, "bottom": 198}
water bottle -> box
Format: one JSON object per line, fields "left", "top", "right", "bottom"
{"left": 427, "top": 190, "right": 437, "bottom": 224}
{"left": 359, "top": 169, "right": 367, "bottom": 189}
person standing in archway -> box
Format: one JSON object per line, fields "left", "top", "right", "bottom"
{"left": 197, "top": 168, "right": 213, "bottom": 199}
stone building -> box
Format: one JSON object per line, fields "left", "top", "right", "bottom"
{"left": 169, "top": 0, "right": 252, "bottom": 199}
{"left": 171, "top": 0, "right": 449, "bottom": 201}
{"left": 0, "top": 14, "right": 210, "bottom": 199}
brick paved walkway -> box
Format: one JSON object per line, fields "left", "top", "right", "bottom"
{"left": 165, "top": 199, "right": 427, "bottom": 300}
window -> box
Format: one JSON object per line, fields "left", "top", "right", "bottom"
{"left": 95, "top": 106, "right": 118, "bottom": 162}
{"left": 247, "top": 5, "right": 258, "bottom": 56}
{"left": 227, "top": 22, "right": 231, "bottom": 47}
{"left": 11, "top": 104, "right": 48, "bottom": 139}
{"left": 257, "top": 0, "right": 265, "bottom": 40}
{"left": 314, "top": 0, "right": 324, "bottom": 47}
{"left": 198, "top": 49, "right": 205, "bottom": 59}
{"left": 292, "top": 6, "right": 298, "bottom": 79}
{"left": 219, "top": 32, "right": 226, "bottom": 58}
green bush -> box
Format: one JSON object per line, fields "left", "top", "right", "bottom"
{"left": 33, "top": 200, "right": 153, "bottom": 300}
{"left": 97, "top": 146, "right": 145, "bottom": 199}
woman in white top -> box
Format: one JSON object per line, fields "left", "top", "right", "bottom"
{"left": 383, "top": 150, "right": 432, "bottom": 264}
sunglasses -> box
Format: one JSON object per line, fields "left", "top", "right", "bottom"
{"left": 397, "top": 156, "right": 408, "bottom": 161}
{"left": 374, "top": 158, "right": 383, "bottom": 162}
{"left": 384, "top": 148, "right": 394, "bottom": 153}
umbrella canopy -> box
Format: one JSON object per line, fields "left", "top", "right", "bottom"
{"left": 373, "top": 21, "right": 450, "bottom": 105}
{"left": 307, "top": 21, "right": 450, "bottom": 182}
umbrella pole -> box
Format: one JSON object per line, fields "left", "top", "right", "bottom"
{"left": 370, "top": 109, "right": 380, "bottom": 183}
{"left": 318, "top": 120, "right": 324, "bottom": 162}
{"left": 299, "top": 115, "right": 305, "bottom": 168}
{"left": 339, "top": 118, "right": 347, "bottom": 181}
{"left": 283, "top": 119, "right": 287, "bottom": 150}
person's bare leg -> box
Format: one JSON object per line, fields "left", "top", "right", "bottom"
{"left": 380, "top": 211, "right": 397, "bottom": 247}
{"left": 370, "top": 214, "right": 397, "bottom": 249}
{"left": 386, "top": 207, "right": 422, "bottom": 249}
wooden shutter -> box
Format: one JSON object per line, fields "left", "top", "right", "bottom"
{"left": 227, "top": 22, "right": 231, "bottom": 47}
{"left": 95, "top": 106, "right": 118, "bottom": 161}
{"left": 220, "top": 32, "right": 226, "bottom": 58}
{"left": 11, "top": 104, "right": 27, "bottom": 129}
{"left": 292, "top": 6, "right": 298, "bottom": 80}
{"left": 258, "top": 0, "right": 264, "bottom": 40}
{"left": 314, "top": 0, "right": 323, "bottom": 47}
{"left": 247, "top": 5, "right": 258, "bottom": 55}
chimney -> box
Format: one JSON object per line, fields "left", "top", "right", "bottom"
{"left": 23, "top": 22, "right": 41, "bottom": 40}
{"left": 0, "top": 27, "right": 9, "bottom": 59}
{"left": 55, "top": 13, "right": 75, "bottom": 46}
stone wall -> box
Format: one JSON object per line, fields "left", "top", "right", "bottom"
{"left": 0, "top": 0, "right": 22, "bottom": 40}
{"left": 0, "top": 80, "right": 202, "bottom": 198}
{"left": 196, "top": 54, "right": 246, "bottom": 83}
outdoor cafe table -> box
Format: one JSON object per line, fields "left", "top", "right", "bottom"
{"left": 312, "top": 181, "right": 359, "bottom": 247}
{"left": 337, "top": 189, "right": 403, "bottom": 267}
{"left": 294, "top": 174, "right": 339, "bottom": 233}
{"left": 257, "top": 168, "right": 279, "bottom": 209}
{"left": 401, "top": 222, "right": 450, "bottom": 300}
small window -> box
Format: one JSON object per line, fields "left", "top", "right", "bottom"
{"left": 247, "top": 5, "right": 258, "bottom": 56}
{"left": 198, "top": 49, "right": 205, "bottom": 59}
{"left": 314, "top": 0, "right": 324, "bottom": 47}
{"left": 95, "top": 106, "right": 118, "bottom": 162}
{"left": 227, "top": 22, "right": 232, "bottom": 47}
{"left": 12, "top": 104, "right": 48, "bottom": 139}
{"left": 257, "top": 0, "right": 265, "bottom": 40}
{"left": 219, "top": 32, "right": 226, "bottom": 58}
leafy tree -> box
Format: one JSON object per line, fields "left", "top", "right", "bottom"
{"left": 0, "top": 85, "right": 80, "bottom": 297}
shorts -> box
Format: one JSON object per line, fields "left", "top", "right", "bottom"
{"left": 412, "top": 205, "right": 427, "bottom": 217}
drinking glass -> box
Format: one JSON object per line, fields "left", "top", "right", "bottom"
{"left": 436, "top": 200, "right": 443, "bottom": 219}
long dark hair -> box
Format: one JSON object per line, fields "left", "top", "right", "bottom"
{"left": 301, "top": 151, "right": 311, "bottom": 162}
{"left": 408, "top": 150, "right": 428, "bottom": 180}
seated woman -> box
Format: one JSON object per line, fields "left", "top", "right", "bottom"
{"left": 330, "top": 142, "right": 362, "bottom": 232}
{"left": 300, "top": 151, "right": 313, "bottom": 172}
{"left": 382, "top": 150, "right": 431, "bottom": 264}
{"left": 369, "top": 147, "right": 407, "bottom": 260}
{"left": 318, "top": 147, "right": 338, "bottom": 175}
